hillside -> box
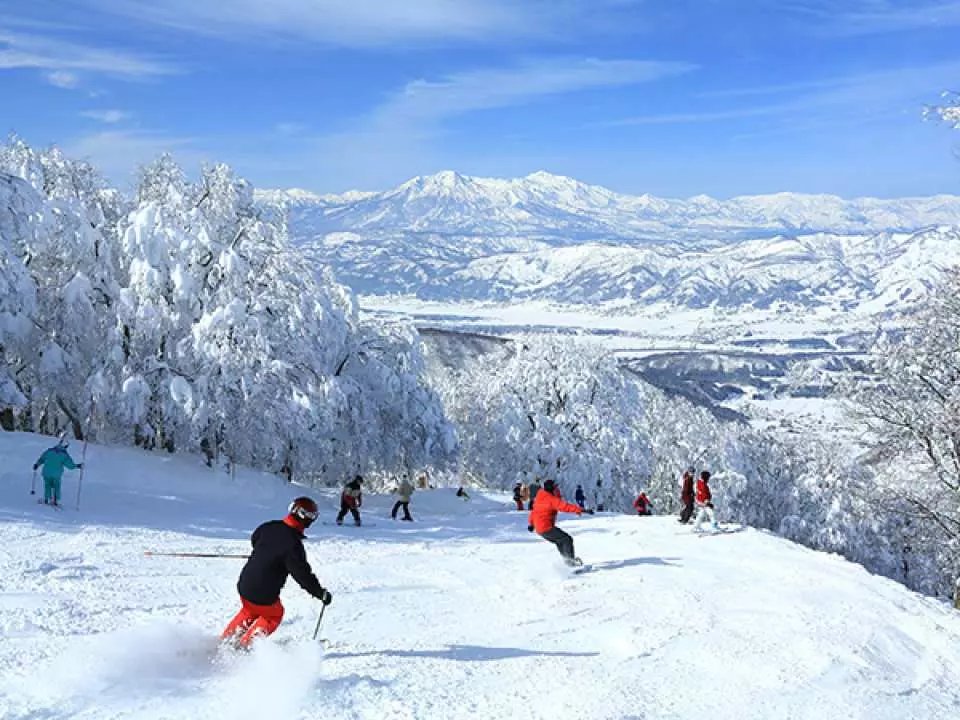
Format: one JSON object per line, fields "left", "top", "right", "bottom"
{"left": 2, "top": 432, "right": 959, "bottom": 719}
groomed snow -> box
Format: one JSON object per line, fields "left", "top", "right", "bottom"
{"left": 2, "top": 431, "right": 959, "bottom": 720}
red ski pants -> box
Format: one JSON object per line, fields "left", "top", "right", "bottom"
{"left": 221, "top": 596, "right": 284, "bottom": 648}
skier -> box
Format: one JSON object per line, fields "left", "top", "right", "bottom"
{"left": 574, "top": 484, "right": 586, "bottom": 509}
{"left": 221, "top": 497, "right": 332, "bottom": 649}
{"left": 678, "top": 467, "right": 695, "bottom": 524}
{"left": 512, "top": 482, "right": 524, "bottom": 510}
{"left": 528, "top": 478, "right": 542, "bottom": 511}
{"left": 33, "top": 439, "right": 82, "bottom": 507}
{"left": 392, "top": 475, "right": 415, "bottom": 521}
{"left": 633, "top": 491, "right": 652, "bottom": 516}
{"left": 693, "top": 470, "right": 719, "bottom": 532}
{"left": 456, "top": 486, "right": 471, "bottom": 501}
{"left": 336, "top": 475, "right": 363, "bottom": 526}
{"left": 527, "top": 480, "right": 592, "bottom": 567}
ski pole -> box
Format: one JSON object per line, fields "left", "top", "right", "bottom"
{"left": 76, "top": 437, "right": 88, "bottom": 511}
{"left": 312, "top": 603, "right": 327, "bottom": 641}
{"left": 30, "top": 468, "right": 37, "bottom": 495}
{"left": 143, "top": 551, "right": 251, "bottom": 559}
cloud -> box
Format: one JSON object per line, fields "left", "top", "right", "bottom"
{"left": 604, "top": 61, "right": 960, "bottom": 128}
{"left": 309, "top": 56, "right": 695, "bottom": 189}
{"left": 81, "top": 109, "right": 131, "bottom": 123}
{"left": 0, "top": 29, "right": 177, "bottom": 80}
{"left": 46, "top": 70, "right": 80, "bottom": 88}
{"left": 81, "top": 0, "right": 644, "bottom": 47}
{"left": 784, "top": 1, "right": 960, "bottom": 36}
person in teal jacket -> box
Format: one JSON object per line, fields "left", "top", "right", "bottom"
{"left": 33, "top": 441, "right": 82, "bottom": 506}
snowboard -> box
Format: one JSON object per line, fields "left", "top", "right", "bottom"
{"left": 571, "top": 563, "right": 593, "bottom": 575}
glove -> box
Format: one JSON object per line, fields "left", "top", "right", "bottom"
{"left": 33, "top": 463, "right": 39, "bottom": 470}
{"left": 706, "top": 502, "right": 714, "bottom": 509}
{"left": 527, "top": 524, "right": 535, "bottom": 533}
{"left": 77, "top": 463, "right": 84, "bottom": 469}
{"left": 318, "top": 588, "right": 332, "bottom": 606}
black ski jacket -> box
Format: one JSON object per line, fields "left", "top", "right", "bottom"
{"left": 237, "top": 519, "right": 326, "bottom": 605}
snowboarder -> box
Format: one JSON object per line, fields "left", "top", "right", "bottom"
{"left": 513, "top": 482, "right": 525, "bottom": 511}
{"left": 33, "top": 439, "right": 82, "bottom": 507}
{"left": 528, "top": 479, "right": 542, "bottom": 510}
{"left": 633, "top": 491, "right": 652, "bottom": 516}
{"left": 221, "top": 497, "right": 332, "bottom": 649}
{"left": 693, "top": 470, "right": 719, "bottom": 532}
{"left": 392, "top": 475, "right": 415, "bottom": 521}
{"left": 336, "top": 475, "right": 363, "bottom": 526}
{"left": 527, "top": 480, "right": 592, "bottom": 567}
{"left": 678, "top": 467, "right": 695, "bottom": 524}
{"left": 574, "top": 484, "right": 586, "bottom": 509}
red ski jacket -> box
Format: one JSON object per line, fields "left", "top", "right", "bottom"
{"left": 528, "top": 490, "right": 582, "bottom": 533}
{"left": 633, "top": 494, "right": 651, "bottom": 513}
{"left": 696, "top": 479, "right": 712, "bottom": 505}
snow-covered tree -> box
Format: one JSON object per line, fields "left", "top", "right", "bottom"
{"left": 845, "top": 269, "right": 960, "bottom": 596}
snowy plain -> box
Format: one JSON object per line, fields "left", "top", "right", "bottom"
{"left": 2, "top": 431, "right": 960, "bottom": 720}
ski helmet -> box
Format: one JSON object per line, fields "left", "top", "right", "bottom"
{"left": 288, "top": 496, "right": 319, "bottom": 527}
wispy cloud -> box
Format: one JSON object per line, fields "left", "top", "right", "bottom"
{"left": 0, "top": 29, "right": 177, "bottom": 80}
{"left": 311, "top": 56, "right": 695, "bottom": 188}
{"left": 785, "top": 1, "right": 960, "bottom": 36}
{"left": 81, "top": 0, "right": 644, "bottom": 47}
{"left": 46, "top": 70, "right": 80, "bottom": 89}
{"left": 605, "top": 61, "right": 960, "bottom": 129}
{"left": 81, "top": 108, "right": 131, "bottom": 124}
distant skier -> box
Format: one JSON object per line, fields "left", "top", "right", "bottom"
{"left": 392, "top": 475, "right": 415, "bottom": 521}
{"left": 574, "top": 484, "right": 586, "bottom": 509}
{"left": 221, "top": 497, "right": 332, "bottom": 649}
{"left": 336, "top": 475, "right": 363, "bottom": 526}
{"left": 595, "top": 479, "right": 606, "bottom": 512}
{"left": 513, "top": 482, "right": 525, "bottom": 511}
{"left": 527, "top": 480, "right": 592, "bottom": 567}
{"left": 633, "top": 491, "right": 652, "bottom": 516}
{"left": 678, "top": 467, "right": 695, "bottom": 524}
{"left": 456, "top": 486, "right": 471, "bottom": 501}
{"left": 693, "top": 470, "right": 719, "bottom": 532}
{"left": 528, "top": 479, "right": 542, "bottom": 510}
{"left": 33, "top": 439, "right": 82, "bottom": 507}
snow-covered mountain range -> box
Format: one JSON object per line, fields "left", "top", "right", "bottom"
{"left": 259, "top": 171, "right": 960, "bottom": 313}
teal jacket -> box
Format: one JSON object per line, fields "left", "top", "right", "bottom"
{"left": 34, "top": 446, "right": 79, "bottom": 480}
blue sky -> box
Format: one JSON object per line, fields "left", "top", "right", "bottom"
{"left": 1, "top": 0, "right": 960, "bottom": 197}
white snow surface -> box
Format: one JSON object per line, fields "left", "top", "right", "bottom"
{"left": 2, "top": 431, "right": 960, "bottom": 720}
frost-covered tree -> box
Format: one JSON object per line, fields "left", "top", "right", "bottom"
{"left": 845, "top": 269, "right": 960, "bottom": 596}
{"left": 435, "top": 335, "right": 653, "bottom": 504}
{"left": 0, "top": 140, "right": 453, "bottom": 486}
{"left": 0, "top": 139, "right": 121, "bottom": 438}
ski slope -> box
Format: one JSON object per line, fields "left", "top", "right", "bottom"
{"left": 1, "top": 432, "right": 959, "bottom": 720}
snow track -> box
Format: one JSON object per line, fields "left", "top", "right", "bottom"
{"left": 2, "top": 432, "right": 960, "bottom": 719}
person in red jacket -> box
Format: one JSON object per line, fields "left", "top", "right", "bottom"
{"left": 633, "top": 492, "right": 652, "bottom": 516}
{"left": 527, "top": 480, "right": 592, "bottom": 566}
{"left": 221, "top": 497, "right": 332, "bottom": 649}
{"left": 693, "top": 470, "right": 719, "bottom": 532}
{"left": 678, "top": 467, "right": 695, "bottom": 524}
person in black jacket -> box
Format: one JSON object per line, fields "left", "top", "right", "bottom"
{"left": 221, "top": 497, "right": 332, "bottom": 648}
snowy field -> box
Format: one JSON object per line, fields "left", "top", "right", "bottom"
{"left": 2, "top": 432, "right": 960, "bottom": 720}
